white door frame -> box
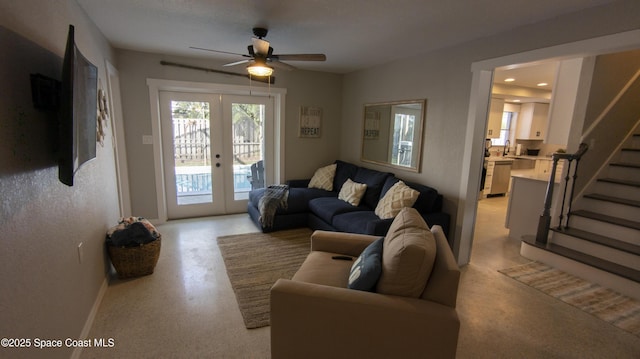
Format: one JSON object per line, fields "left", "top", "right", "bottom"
{"left": 456, "top": 29, "right": 640, "bottom": 265}
{"left": 147, "top": 79, "right": 286, "bottom": 223}
{"left": 105, "top": 60, "right": 131, "bottom": 217}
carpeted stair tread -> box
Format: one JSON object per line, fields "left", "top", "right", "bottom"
{"left": 571, "top": 209, "right": 640, "bottom": 230}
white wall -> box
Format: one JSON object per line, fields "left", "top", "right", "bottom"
{"left": 115, "top": 50, "right": 342, "bottom": 219}
{"left": 341, "top": 0, "right": 640, "bottom": 262}
{"left": 546, "top": 57, "right": 592, "bottom": 146}
{"left": 0, "top": 1, "right": 119, "bottom": 358}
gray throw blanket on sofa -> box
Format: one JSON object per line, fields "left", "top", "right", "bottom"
{"left": 258, "top": 184, "right": 289, "bottom": 228}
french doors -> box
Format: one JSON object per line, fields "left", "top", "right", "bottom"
{"left": 159, "top": 91, "right": 272, "bottom": 219}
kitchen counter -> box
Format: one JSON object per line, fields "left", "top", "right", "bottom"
{"left": 484, "top": 156, "right": 514, "bottom": 162}
{"left": 504, "top": 155, "right": 543, "bottom": 160}
{"left": 506, "top": 175, "right": 559, "bottom": 240}
{"left": 511, "top": 171, "right": 559, "bottom": 182}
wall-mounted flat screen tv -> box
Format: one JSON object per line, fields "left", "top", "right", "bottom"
{"left": 58, "top": 24, "right": 98, "bottom": 186}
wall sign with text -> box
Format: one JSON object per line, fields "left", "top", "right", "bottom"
{"left": 299, "top": 106, "right": 322, "bottom": 138}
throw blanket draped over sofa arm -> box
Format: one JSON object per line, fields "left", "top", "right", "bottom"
{"left": 258, "top": 184, "right": 289, "bottom": 228}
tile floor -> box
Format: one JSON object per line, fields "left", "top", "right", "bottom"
{"left": 82, "top": 197, "right": 640, "bottom": 358}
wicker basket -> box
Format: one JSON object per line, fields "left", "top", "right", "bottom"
{"left": 107, "top": 236, "right": 161, "bottom": 279}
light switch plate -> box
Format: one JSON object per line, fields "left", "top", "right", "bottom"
{"left": 142, "top": 135, "right": 153, "bottom": 145}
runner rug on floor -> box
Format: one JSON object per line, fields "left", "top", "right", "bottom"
{"left": 499, "top": 261, "right": 640, "bottom": 337}
{"left": 217, "top": 228, "right": 312, "bottom": 329}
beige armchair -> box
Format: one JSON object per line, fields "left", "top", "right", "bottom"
{"left": 271, "top": 223, "right": 461, "bottom": 359}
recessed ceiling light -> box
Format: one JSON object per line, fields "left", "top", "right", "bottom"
{"left": 537, "top": 82, "right": 548, "bottom": 86}
{"left": 504, "top": 78, "right": 515, "bottom": 82}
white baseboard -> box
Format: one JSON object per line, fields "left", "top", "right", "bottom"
{"left": 71, "top": 277, "right": 108, "bottom": 359}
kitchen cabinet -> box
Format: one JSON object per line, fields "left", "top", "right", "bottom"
{"left": 483, "top": 159, "right": 513, "bottom": 196}
{"left": 516, "top": 102, "right": 549, "bottom": 140}
{"left": 486, "top": 98, "right": 504, "bottom": 138}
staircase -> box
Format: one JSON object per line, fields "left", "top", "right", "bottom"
{"left": 523, "top": 131, "right": 640, "bottom": 294}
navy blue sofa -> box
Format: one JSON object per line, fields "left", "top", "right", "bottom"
{"left": 247, "top": 160, "right": 450, "bottom": 238}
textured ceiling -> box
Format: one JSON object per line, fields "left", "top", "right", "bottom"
{"left": 77, "top": 0, "right": 615, "bottom": 74}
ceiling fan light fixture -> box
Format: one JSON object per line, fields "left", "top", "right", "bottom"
{"left": 247, "top": 62, "right": 273, "bottom": 77}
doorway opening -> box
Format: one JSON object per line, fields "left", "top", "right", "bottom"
{"left": 457, "top": 29, "right": 640, "bottom": 266}
{"left": 474, "top": 60, "right": 558, "bottom": 262}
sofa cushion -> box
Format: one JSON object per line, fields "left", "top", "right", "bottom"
{"left": 376, "top": 207, "right": 436, "bottom": 298}
{"left": 308, "top": 164, "right": 337, "bottom": 191}
{"left": 353, "top": 167, "right": 393, "bottom": 209}
{"left": 338, "top": 179, "right": 367, "bottom": 206}
{"left": 332, "top": 211, "right": 376, "bottom": 235}
{"left": 292, "top": 251, "right": 354, "bottom": 288}
{"left": 348, "top": 237, "right": 384, "bottom": 292}
{"left": 333, "top": 160, "right": 359, "bottom": 193}
{"left": 309, "top": 197, "right": 367, "bottom": 224}
{"left": 330, "top": 211, "right": 384, "bottom": 236}
{"left": 375, "top": 180, "right": 419, "bottom": 219}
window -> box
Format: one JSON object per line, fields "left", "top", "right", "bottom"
{"left": 491, "top": 111, "right": 513, "bottom": 146}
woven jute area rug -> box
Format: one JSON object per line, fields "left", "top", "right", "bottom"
{"left": 499, "top": 261, "right": 640, "bottom": 337}
{"left": 217, "top": 228, "right": 312, "bottom": 329}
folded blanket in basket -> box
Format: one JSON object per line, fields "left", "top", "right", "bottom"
{"left": 107, "top": 222, "right": 156, "bottom": 247}
{"left": 106, "top": 217, "right": 160, "bottom": 248}
{"left": 258, "top": 184, "right": 289, "bottom": 228}
{"left": 107, "top": 217, "right": 160, "bottom": 239}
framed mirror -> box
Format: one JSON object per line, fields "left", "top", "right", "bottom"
{"left": 361, "top": 99, "right": 426, "bottom": 172}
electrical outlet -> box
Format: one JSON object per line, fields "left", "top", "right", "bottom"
{"left": 77, "top": 242, "right": 84, "bottom": 264}
{"left": 142, "top": 135, "right": 153, "bottom": 145}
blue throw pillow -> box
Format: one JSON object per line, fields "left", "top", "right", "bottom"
{"left": 348, "top": 238, "right": 384, "bottom": 291}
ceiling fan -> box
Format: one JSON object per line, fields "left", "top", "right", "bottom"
{"left": 190, "top": 27, "right": 326, "bottom": 77}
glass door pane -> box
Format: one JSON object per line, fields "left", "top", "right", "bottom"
{"left": 222, "top": 94, "right": 273, "bottom": 214}
{"left": 231, "top": 102, "right": 265, "bottom": 201}
{"left": 160, "top": 91, "right": 225, "bottom": 219}
{"left": 171, "top": 100, "right": 212, "bottom": 205}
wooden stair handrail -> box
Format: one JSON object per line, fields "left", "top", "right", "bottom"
{"left": 536, "top": 143, "right": 589, "bottom": 244}
{"left": 552, "top": 142, "right": 589, "bottom": 161}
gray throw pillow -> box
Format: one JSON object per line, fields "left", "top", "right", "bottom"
{"left": 348, "top": 238, "right": 384, "bottom": 291}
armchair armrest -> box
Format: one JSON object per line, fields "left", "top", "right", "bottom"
{"left": 271, "top": 279, "right": 459, "bottom": 359}
{"left": 310, "top": 230, "right": 380, "bottom": 257}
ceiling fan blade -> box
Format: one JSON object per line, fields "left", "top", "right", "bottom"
{"left": 190, "top": 46, "right": 250, "bottom": 58}
{"left": 269, "top": 60, "right": 296, "bottom": 71}
{"left": 252, "top": 38, "right": 270, "bottom": 55}
{"left": 223, "top": 59, "right": 251, "bottom": 67}
{"left": 273, "top": 54, "right": 326, "bottom": 61}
